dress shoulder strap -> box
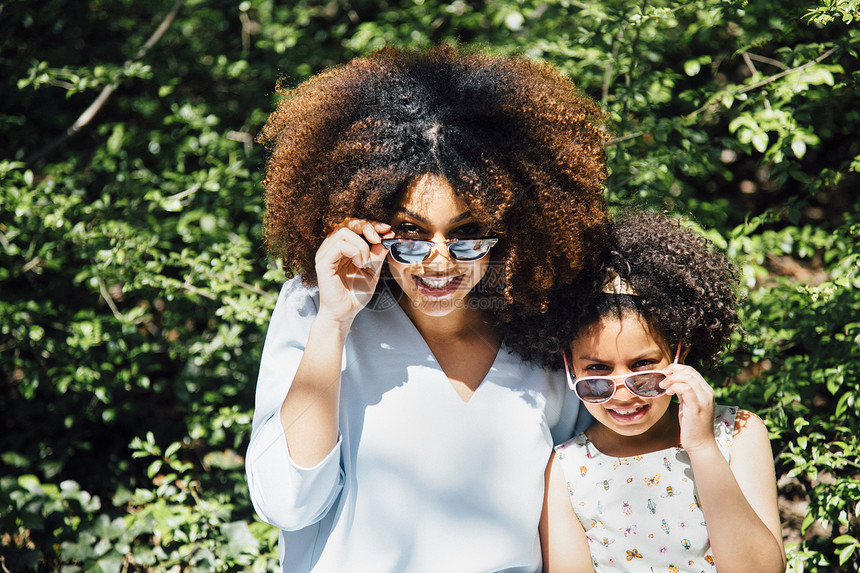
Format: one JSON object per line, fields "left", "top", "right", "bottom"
{"left": 713, "top": 404, "right": 738, "bottom": 462}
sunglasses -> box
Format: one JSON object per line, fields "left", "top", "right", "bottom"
{"left": 563, "top": 340, "right": 683, "bottom": 404}
{"left": 380, "top": 238, "right": 498, "bottom": 265}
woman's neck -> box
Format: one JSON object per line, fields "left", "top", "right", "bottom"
{"left": 399, "top": 297, "right": 497, "bottom": 345}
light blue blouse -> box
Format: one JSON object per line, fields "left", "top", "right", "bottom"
{"left": 246, "top": 277, "right": 585, "bottom": 572}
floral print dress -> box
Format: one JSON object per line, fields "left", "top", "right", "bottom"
{"left": 555, "top": 405, "right": 738, "bottom": 573}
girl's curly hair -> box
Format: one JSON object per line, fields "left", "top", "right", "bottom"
{"left": 507, "top": 210, "right": 739, "bottom": 369}
{"left": 257, "top": 44, "right": 609, "bottom": 317}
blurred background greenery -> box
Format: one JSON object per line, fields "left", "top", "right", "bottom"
{"left": 1, "top": 0, "right": 857, "bottom": 571}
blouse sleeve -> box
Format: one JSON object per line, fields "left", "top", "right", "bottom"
{"left": 245, "top": 277, "right": 345, "bottom": 531}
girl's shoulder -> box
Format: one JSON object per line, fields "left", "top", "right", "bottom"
{"left": 727, "top": 407, "right": 772, "bottom": 459}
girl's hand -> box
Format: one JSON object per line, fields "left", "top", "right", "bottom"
{"left": 314, "top": 218, "right": 395, "bottom": 325}
{"left": 659, "top": 364, "right": 717, "bottom": 453}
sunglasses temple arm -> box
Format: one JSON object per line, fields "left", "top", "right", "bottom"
{"left": 562, "top": 352, "right": 575, "bottom": 389}
{"left": 673, "top": 340, "right": 683, "bottom": 364}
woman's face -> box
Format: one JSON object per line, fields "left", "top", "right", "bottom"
{"left": 386, "top": 173, "right": 492, "bottom": 318}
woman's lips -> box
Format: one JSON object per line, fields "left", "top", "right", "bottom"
{"left": 413, "top": 274, "right": 465, "bottom": 297}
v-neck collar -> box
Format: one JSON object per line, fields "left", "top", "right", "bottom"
{"left": 385, "top": 295, "right": 503, "bottom": 403}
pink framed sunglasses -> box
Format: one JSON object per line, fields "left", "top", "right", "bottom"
{"left": 563, "top": 340, "right": 684, "bottom": 404}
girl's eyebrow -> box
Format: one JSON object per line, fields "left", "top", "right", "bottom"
{"left": 394, "top": 208, "right": 473, "bottom": 225}
{"left": 577, "top": 350, "right": 664, "bottom": 362}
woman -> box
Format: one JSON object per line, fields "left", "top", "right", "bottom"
{"left": 246, "top": 45, "right": 608, "bottom": 572}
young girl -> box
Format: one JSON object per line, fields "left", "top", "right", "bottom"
{"left": 537, "top": 211, "right": 785, "bottom": 573}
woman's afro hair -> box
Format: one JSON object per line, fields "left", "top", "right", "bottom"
{"left": 505, "top": 210, "right": 740, "bottom": 369}
{"left": 257, "top": 44, "right": 610, "bottom": 318}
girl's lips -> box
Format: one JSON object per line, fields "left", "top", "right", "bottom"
{"left": 413, "top": 274, "right": 465, "bottom": 298}
{"left": 606, "top": 403, "right": 650, "bottom": 423}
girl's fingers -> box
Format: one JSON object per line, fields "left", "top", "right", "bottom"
{"left": 660, "top": 366, "right": 714, "bottom": 413}
{"left": 660, "top": 365, "right": 717, "bottom": 450}
{"left": 665, "top": 378, "right": 712, "bottom": 411}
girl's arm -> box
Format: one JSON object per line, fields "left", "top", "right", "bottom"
{"left": 691, "top": 410, "right": 786, "bottom": 572}
{"left": 540, "top": 451, "right": 596, "bottom": 573}
{"left": 663, "top": 365, "right": 786, "bottom": 573}
{"left": 279, "top": 219, "right": 392, "bottom": 467}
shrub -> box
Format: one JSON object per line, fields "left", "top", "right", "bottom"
{"left": 1, "top": 0, "right": 857, "bottom": 570}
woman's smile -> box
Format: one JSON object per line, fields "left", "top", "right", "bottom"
{"left": 412, "top": 274, "right": 466, "bottom": 297}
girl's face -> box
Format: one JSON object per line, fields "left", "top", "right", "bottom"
{"left": 386, "top": 173, "right": 491, "bottom": 318}
{"left": 568, "top": 313, "right": 674, "bottom": 438}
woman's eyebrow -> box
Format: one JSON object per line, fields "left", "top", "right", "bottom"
{"left": 448, "top": 211, "right": 473, "bottom": 224}
{"left": 394, "top": 208, "right": 473, "bottom": 225}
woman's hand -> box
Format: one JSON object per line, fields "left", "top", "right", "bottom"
{"left": 315, "top": 218, "right": 394, "bottom": 325}
{"left": 660, "top": 364, "right": 717, "bottom": 453}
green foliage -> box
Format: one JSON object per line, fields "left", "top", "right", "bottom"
{"left": 718, "top": 212, "right": 860, "bottom": 572}
{"left": 1, "top": 0, "right": 857, "bottom": 570}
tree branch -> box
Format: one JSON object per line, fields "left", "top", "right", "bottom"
{"left": 98, "top": 277, "right": 124, "bottom": 321}
{"left": 608, "top": 47, "right": 838, "bottom": 147}
{"left": 746, "top": 52, "right": 788, "bottom": 71}
{"left": 25, "top": 0, "right": 184, "bottom": 165}
{"left": 685, "top": 46, "right": 838, "bottom": 120}
{"left": 736, "top": 46, "right": 836, "bottom": 94}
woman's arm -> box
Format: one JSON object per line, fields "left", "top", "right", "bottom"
{"left": 245, "top": 279, "right": 346, "bottom": 530}
{"left": 279, "top": 219, "right": 392, "bottom": 467}
{"left": 246, "top": 220, "right": 392, "bottom": 529}
{"left": 540, "top": 451, "right": 596, "bottom": 573}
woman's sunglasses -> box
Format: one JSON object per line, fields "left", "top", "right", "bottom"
{"left": 380, "top": 238, "right": 498, "bottom": 265}
{"left": 563, "top": 340, "right": 683, "bottom": 404}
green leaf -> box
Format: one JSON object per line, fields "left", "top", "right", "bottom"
{"left": 751, "top": 132, "right": 769, "bottom": 153}
{"left": 684, "top": 60, "right": 701, "bottom": 76}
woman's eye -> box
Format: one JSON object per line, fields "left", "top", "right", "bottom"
{"left": 451, "top": 222, "right": 483, "bottom": 238}
{"left": 633, "top": 359, "right": 657, "bottom": 370}
{"left": 395, "top": 222, "right": 424, "bottom": 236}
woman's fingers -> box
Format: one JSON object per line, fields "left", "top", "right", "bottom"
{"left": 314, "top": 219, "right": 395, "bottom": 321}
{"left": 320, "top": 219, "right": 394, "bottom": 269}
{"left": 338, "top": 218, "right": 393, "bottom": 245}
{"left": 316, "top": 231, "right": 366, "bottom": 270}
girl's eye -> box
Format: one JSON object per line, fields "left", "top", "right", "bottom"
{"left": 585, "top": 363, "right": 611, "bottom": 374}
{"left": 633, "top": 359, "right": 657, "bottom": 370}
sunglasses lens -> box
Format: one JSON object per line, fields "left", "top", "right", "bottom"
{"left": 382, "top": 238, "right": 497, "bottom": 264}
{"left": 447, "top": 239, "right": 495, "bottom": 261}
{"left": 383, "top": 240, "right": 431, "bottom": 264}
{"left": 625, "top": 372, "right": 666, "bottom": 397}
{"left": 575, "top": 378, "right": 616, "bottom": 403}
